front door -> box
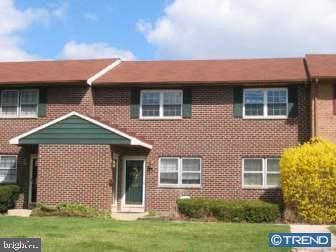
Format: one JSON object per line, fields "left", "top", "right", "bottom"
{"left": 28, "top": 155, "right": 38, "bottom": 206}
{"left": 125, "top": 160, "right": 144, "bottom": 206}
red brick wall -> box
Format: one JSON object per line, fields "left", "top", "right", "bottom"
{"left": 313, "top": 80, "right": 336, "bottom": 142}
{"left": 37, "top": 144, "right": 113, "bottom": 209}
{"left": 0, "top": 84, "right": 311, "bottom": 212}
{"left": 94, "top": 85, "right": 311, "bottom": 212}
{"left": 0, "top": 85, "right": 92, "bottom": 207}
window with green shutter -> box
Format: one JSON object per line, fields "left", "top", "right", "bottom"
{"left": 0, "top": 88, "right": 46, "bottom": 118}
{"left": 130, "top": 88, "right": 193, "bottom": 119}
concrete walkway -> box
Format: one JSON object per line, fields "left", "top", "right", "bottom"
{"left": 290, "top": 224, "right": 336, "bottom": 252}
{"left": 7, "top": 209, "right": 32, "bottom": 217}
{"left": 112, "top": 212, "right": 148, "bottom": 221}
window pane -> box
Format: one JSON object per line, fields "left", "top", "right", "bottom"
{"left": 182, "top": 173, "right": 200, "bottom": 184}
{"left": 267, "top": 159, "right": 280, "bottom": 172}
{"left": 266, "top": 174, "right": 280, "bottom": 186}
{"left": 0, "top": 156, "right": 16, "bottom": 169}
{"left": 244, "top": 90, "right": 264, "bottom": 116}
{"left": 2, "top": 90, "right": 18, "bottom": 116}
{"left": 160, "top": 172, "right": 178, "bottom": 184}
{"left": 142, "top": 92, "right": 160, "bottom": 105}
{"left": 244, "top": 159, "right": 263, "bottom": 172}
{"left": 21, "top": 89, "right": 39, "bottom": 104}
{"left": 0, "top": 156, "right": 16, "bottom": 183}
{"left": 160, "top": 158, "right": 178, "bottom": 172}
{"left": 20, "top": 105, "right": 38, "bottom": 116}
{"left": 163, "top": 91, "right": 182, "bottom": 117}
{"left": 0, "top": 169, "right": 16, "bottom": 183}
{"left": 142, "top": 92, "right": 160, "bottom": 117}
{"left": 244, "top": 173, "right": 263, "bottom": 186}
{"left": 267, "top": 90, "right": 287, "bottom": 116}
{"left": 182, "top": 159, "right": 200, "bottom": 172}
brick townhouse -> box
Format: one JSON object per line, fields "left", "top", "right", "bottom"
{"left": 0, "top": 54, "right": 334, "bottom": 213}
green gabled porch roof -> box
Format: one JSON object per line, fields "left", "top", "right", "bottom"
{"left": 9, "top": 112, "right": 152, "bottom": 148}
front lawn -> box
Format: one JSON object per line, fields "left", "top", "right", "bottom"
{"left": 0, "top": 216, "right": 289, "bottom": 252}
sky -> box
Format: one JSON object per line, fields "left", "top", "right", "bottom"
{"left": 1, "top": 0, "right": 336, "bottom": 61}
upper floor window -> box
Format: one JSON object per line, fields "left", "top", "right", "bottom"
{"left": 0, "top": 155, "right": 17, "bottom": 183}
{"left": 243, "top": 88, "right": 288, "bottom": 119}
{"left": 159, "top": 157, "right": 201, "bottom": 187}
{"left": 1, "top": 89, "right": 39, "bottom": 118}
{"left": 140, "top": 90, "right": 182, "bottom": 119}
{"left": 242, "top": 158, "right": 280, "bottom": 188}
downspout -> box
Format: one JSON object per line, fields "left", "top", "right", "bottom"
{"left": 313, "top": 77, "right": 319, "bottom": 137}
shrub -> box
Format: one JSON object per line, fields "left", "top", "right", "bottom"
{"left": 177, "top": 199, "right": 280, "bottom": 223}
{"left": 0, "top": 185, "right": 20, "bottom": 213}
{"left": 280, "top": 138, "right": 336, "bottom": 224}
{"left": 31, "top": 203, "right": 99, "bottom": 218}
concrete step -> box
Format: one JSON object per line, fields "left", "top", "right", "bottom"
{"left": 7, "top": 209, "right": 32, "bottom": 217}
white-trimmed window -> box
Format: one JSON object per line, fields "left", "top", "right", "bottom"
{"left": 140, "top": 90, "right": 182, "bottom": 118}
{"left": 1, "top": 89, "right": 39, "bottom": 118}
{"left": 0, "top": 155, "right": 17, "bottom": 183}
{"left": 243, "top": 88, "right": 288, "bottom": 118}
{"left": 242, "top": 158, "right": 280, "bottom": 188}
{"left": 159, "top": 157, "right": 201, "bottom": 187}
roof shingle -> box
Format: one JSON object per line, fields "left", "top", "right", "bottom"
{"left": 0, "top": 59, "right": 116, "bottom": 85}
{"left": 305, "top": 54, "right": 336, "bottom": 79}
{"left": 94, "top": 58, "right": 307, "bottom": 85}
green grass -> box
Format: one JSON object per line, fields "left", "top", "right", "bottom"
{"left": 329, "top": 226, "right": 336, "bottom": 235}
{"left": 0, "top": 216, "right": 289, "bottom": 252}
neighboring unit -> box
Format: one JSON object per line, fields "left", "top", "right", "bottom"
{"left": 0, "top": 55, "right": 334, "bottom": 213}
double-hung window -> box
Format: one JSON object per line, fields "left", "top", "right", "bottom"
{"left": 0, "top": 155, "right": 17, "bottom": 183}
{"left": 243, "top": 88, "right": 288, "bottom": 118}
{"left": 1, "top": 89, "right": 39, "bottom": 118}
{"left": 140, "top": 90, "right": 182, "bottom": 119}
{"left": 242, "top": 158, "right": 280, "bottom": 188}
{"left": 159, "top": 157, "right": 201, "bottom": 187}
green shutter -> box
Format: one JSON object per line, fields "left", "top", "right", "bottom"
{"left": 38, "top": 87, "right": 47, "bottom": 117}
{"left": 182, "top": 88, "right": 192, "bottom": 118}
{"left": 130, "top": 88, "right": 140, "bottom": 119}
{"left": 288, "top": 86, "right": 298, "bottom": 118}
{"left": 233, "top": 87, "right": 243, "bottom": 118}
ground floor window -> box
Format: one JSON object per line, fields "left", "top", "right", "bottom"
{"left": 242, "top": 158, "right": 280, "bottom": 188}
{"left": 159, "top": 157, "right": 201, "bottom": 187}
{"left": 0, "top": 155, "right": 17, "bottom": 183}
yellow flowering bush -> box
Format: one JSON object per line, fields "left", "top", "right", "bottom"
{"left": 280, "top": 138, "right": 336, "bottom": 224}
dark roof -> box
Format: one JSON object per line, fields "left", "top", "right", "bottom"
{"left": 305, "top": 54, "right": 336, "bottom": 79}
{"left": 0, "top": 59, "right": 116, "bottom": 85}
{"left": 94, "top": 58, "right": 307, "bottom": 85}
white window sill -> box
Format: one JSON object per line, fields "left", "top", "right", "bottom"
{"left": 159, "top": 184, "right": 201, "bottom": 189}
{"left": 242, "top": 116, "right": 288, "bottom": 120}
{"left": 139, "top": 116, "right": 183, "bottom": 120}
{"left": 0, "top": 116, "right": 38, "bottom": 119}
{"left": 242, "top": 185, "right": 280, "bottom": 190}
